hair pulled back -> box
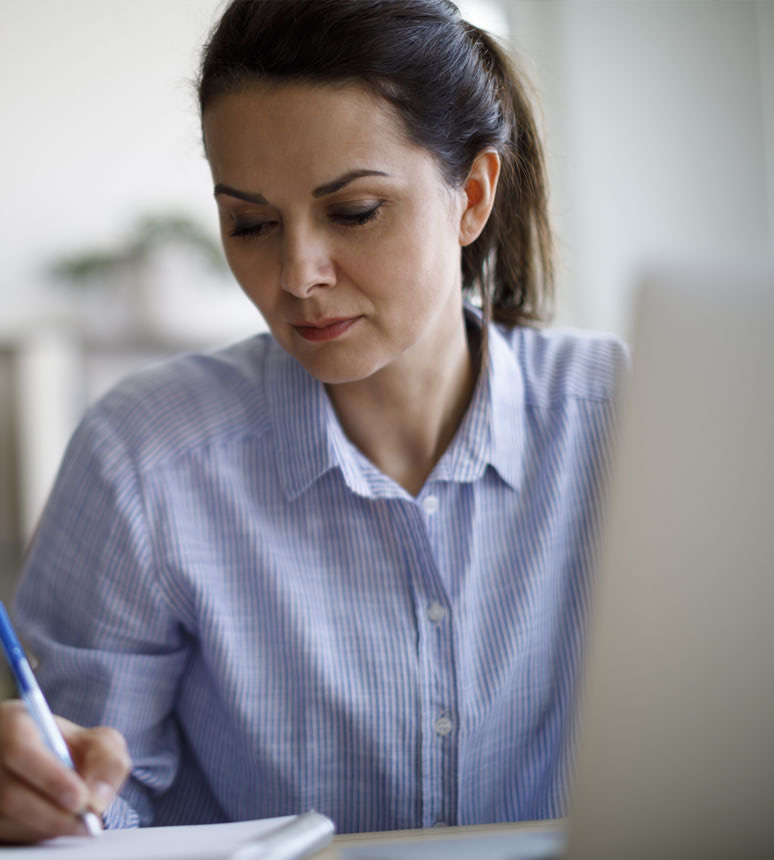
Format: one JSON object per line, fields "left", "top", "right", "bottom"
{"left": 198, "top": 0, "right": 553, "bottom": 328}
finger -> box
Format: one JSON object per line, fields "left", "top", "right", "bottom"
{"left": 0, "top": 775, "right": 90, "bottom": 844}
{"left": 67, "top": 726, "right": 132, "bottom": 814}
{"left": 0, "top": 704, "right": 90, "bottom": 815}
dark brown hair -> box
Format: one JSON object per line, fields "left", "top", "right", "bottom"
{"left": 198, "top": 0, "right": 553, "bottom": 329}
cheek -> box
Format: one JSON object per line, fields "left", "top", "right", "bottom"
{"left": 384, "top": 217, "right": 461, "bottom": 301}
{"left": 223, "top": 244, "right": 277, "bottom": 304}
{"left": 362, "top": 213, "right": 436, "bottom": 285}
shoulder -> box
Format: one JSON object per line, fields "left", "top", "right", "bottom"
{"left": 74, "top": 333, "right": 277, "bottom": 472}
{"left": 495, "top": 324, "right": 628, "bottom": 409}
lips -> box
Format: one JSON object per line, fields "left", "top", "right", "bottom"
{"left": 292, "top": 317, "right": 361, "bottom": 342}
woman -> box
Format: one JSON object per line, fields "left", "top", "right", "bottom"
{"left": 0, "top": 0, "right": 624, "bottom": 842}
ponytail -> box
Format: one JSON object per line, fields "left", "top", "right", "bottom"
{"left": 460, "top": 24, "right": 554, "bottom": 329}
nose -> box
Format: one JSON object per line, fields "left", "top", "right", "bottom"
{"left": 280, "top": 226, "right": 336, "bottom": 298}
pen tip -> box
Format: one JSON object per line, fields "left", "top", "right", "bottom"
{"left": 82, "top": 811, "right": 103, "bottom": 837}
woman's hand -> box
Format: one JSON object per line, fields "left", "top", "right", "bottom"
{"left": 0, "top": 699, "right": 131, "bottom": 843}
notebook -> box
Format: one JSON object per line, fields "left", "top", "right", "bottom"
{"left": 0, "top": 811, "right": 334, "bottom": 859}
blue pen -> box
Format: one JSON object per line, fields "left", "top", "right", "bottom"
{"left": 0, "top": 601, "right": 102, "bottom": 837}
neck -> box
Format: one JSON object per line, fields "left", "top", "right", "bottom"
{"left": 325, "top": 313, "right": 479, "bottom": 496}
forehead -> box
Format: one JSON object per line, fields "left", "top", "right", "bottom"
{"left": 202, "top": 80, "right": 436, "bottom": 189}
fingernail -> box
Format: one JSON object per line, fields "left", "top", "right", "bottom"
{"left": 68, "top": 817, "right": 90, "bottom": 837}
{"left": 58, "top": 787, "right": 82, "bottom": 812}
{"left": 91, "top": 780, "right": 115, "bottom": 812}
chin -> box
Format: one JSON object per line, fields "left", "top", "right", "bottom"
{"left": 294, "top": 351, "right": 387, "bottom": 386}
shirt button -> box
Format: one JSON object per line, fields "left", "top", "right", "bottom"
{"left": 422, "top": 494, "right": 439, "bottom": 515}
{"left": 434, "top": 716, "right": 453, "bottom": 736}
{"left": 427, "top": 602, "right": 447, "bottom": 623}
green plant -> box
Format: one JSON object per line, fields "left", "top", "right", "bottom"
{"left": 48, "top": 212, "right": 228, "bottom": 288}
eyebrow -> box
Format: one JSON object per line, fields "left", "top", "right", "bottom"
{"left": 213, "top": 169, "right": 390, "bottom": 204}
{"left": 311, "top": 169, "right": 389, "bottom": 198}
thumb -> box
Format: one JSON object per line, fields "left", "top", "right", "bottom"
{"left": 61, "top": 721, "right": 132, "bottom": 815}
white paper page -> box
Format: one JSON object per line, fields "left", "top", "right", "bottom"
{"left": 0, "top": 816, "right": 293, "bottom": 860}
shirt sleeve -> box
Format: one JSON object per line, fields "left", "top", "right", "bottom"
{"left": 12, "top": 395, "right": 192, "bottom": 829}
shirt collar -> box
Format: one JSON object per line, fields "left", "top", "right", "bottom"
{"left": 266, "top": 309, "right": 525, "bottom": 500}
{"left": 480, "top": 315, "right": 526, "bottom": 490}
{"left": 265, "top": 340, "right": 360, "bottom": 500}
{"left": 429, "top": 307, "right": 525, "bottom": 490}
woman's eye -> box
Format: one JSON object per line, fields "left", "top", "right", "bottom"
{"left": 331, "top": 201, "right": 384, "bottom": 227}
{"left": 227, "top": 202, "right": 384, "bottom": 238}
{"left": 229, "top": 221, "right": 276, "bottom": 239}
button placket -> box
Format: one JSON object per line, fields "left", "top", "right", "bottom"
{"left": 402, "top": 494, "right": 458, "bottom": 828}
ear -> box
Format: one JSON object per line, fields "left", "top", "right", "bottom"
{"left": 458, "top": 148, "right": 501, "bottom": 247}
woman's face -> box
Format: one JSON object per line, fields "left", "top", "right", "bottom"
{"left": 203, "top": 81, "right": 470, "bottom": 385}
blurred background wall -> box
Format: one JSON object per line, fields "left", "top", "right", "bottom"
{"left": 0, "top": 1, "right": 772, "bottom": 599}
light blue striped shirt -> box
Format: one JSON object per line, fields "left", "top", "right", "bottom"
{"left": 13, "top": 312, "right": 625, "bottom": 833}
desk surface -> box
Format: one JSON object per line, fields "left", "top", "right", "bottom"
{"left": 319, "top": 819, "right": 563, "bottom": 858}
